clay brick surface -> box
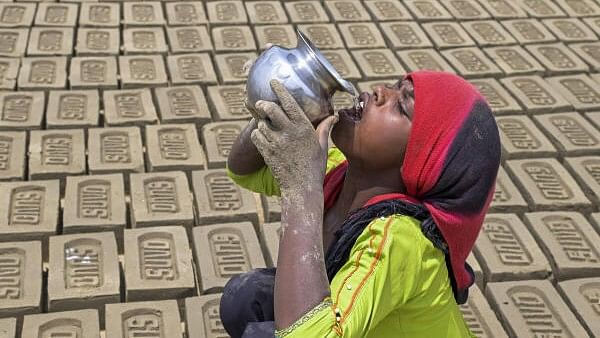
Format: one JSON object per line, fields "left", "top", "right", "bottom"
{"left": 380, "top": 22, "right": 433, "bottom": 49}
{"left": 165, "top": 2, "right": 207, "bottom": 26}
{"left": 584, "top": 17, "right": 600, "bottom": 36}
{"left": 0, "top": 58, "right": 19, "bottom": 90}
{"left": 332, "top": 91, "right": 355, "bottom": 112}
{"left": 103, "top": 89, "right": 159, "bottom": 127}
{"left": 28, "top": 129, "right": 86, "bottom": 183}
{"left": 500, "top": 75, "right": 572, "bottom": 114}
{"left": 484, "top": 45, "right": 545, "bottom": 76}
{"left": 297, "top": 24, "right": 345, "bottom": 49}
{"left": 214, "top": 52, "right": 257, "bottom": 84}
{"left": 22, "top": 310, "right": 99, "bottom": 337}
{"left": 167, "top": 53, "right": 218, "bottom": 86}
{"left": 261, "top": 194, "right": 282, "bottom": 223}
{"left": 0, "top": 29, "right": 28, "bottom": 57}
{"left": 403, "top": 0, "right": 453, "bottom": 21}
{"left": 357, "top": 80, "right": 396, "bottom": 92}
{"left": 469, "top": 78, "right": 522, "bottom": 115}
{"left": 364, "top": 1, "right": 412, "bottom": 21}
{"left": 534, "top": 112, "right": 600, "bottom": 155}
{"left": 543, "top": 18, "right": 597, "bottom": 42}
{"left": 547, "top": 75, "right": 600, "bottom": 111}
{"left": 245, "top": 1, "right": 287, "bottom": 24}
{"left": 75, "top": 28, "right": 120, "bottom": 56}
{"left": 166, "top": 26, "right": 213, "bottom": 54}
{"left": 259, "top": 221, "right": 280, "bottom": 267}
{"left": 254, "top": 25, "right": 298, "bottom": 50}
{"left": 489, "top": 166, "right": 528, "bottom": 213}
{"left": 192, "top": 222, "right": 266, "bottom": 293}
{"left": 45, "top": 90, "right": 99, "bottom": 129}
{"left": 212, "top": 26, "right": 256, "bottom": 52}
{"left": 569, "top": 42, "right": 600, "bottom": 72}
{"left": 338, "top": 23, "right": 386, "bottom": 49}
{"left": 564, "top": 156, "right": 600, "bottom": 203}
{"left": 526, "top": 43, "right": 589, "bottom": 75}
{"left": 325, "top": 1, "right": 371, "bottom": 22}
{"left": 185, "top": 294, "right": 228, "bottom": 338}
{"left": 155, "top": 86, "right": 211, "bottom": 127}
{"left": 47, "top": 232, "right": 120, "bottom": 315}
{"left": 122, "top": 2, "right": 165, "bottom": 27}
{"left": 396, "top": 48, "right": 454, "bottom": 73}
{"left": 421, "top": 21, "right": 476, "bottom": 49}
{"left": 505, "top": 158, "right": 591, "bottom": 211}
{"left": 0, "top": 318, "right": 15, "bottom": 338}
{"left": 207, "top": 84, "right": 252, "bottom": 121}
{"left": 321, "top": 49, "right": 361, "bottom": 80}
{"left": 441, "top": 47, "right": 502, "bottom": 79}
{"left": 79, "top": 3, "right": 120, "bottom": 27}
{"left": 0, "top": 241, "right": 42, "bottom": 318}
{"left": 555, "top": 0, "right": 600, "bottom": 17}
{"left": 285, "top": 1, "right": 330, "bottom": 23}
{"left": 558, "top": 278, "right": 600, "bottom": 337}
{"left": 18, "top": 57, "right": 67, "bottom": 91}
{"left": 201, "top": 121, "right": 246, "bottom": 169}
{"left": 124, "top": 226, "right": 195, "bottom": 302}
{"left": 62, "top": 174, "right": 127, "bottom": 244}
{"left": 0, "top": 3, "right": 35, "bottom": 27}
{"left": 145, "top": 124, "right": 205, "bottom": 172}
{"left": 516, "top": 0, "right": 566, "bottom": 18}
{"left": 443, "top": 0, "right": 491, "bottom": 20}
{"left": 26, "top": 27, "right": 74, "bottom": 56}
{"left": 474, "top": 213, "right": 551, "bottom": 283}
{"left": 501, "top": 19, "right": 557, "bottom": 45}
{"left": 191, "top": 169, "right": 259, "bottom": 227}
{"left": 69, "top": 57, "right": 118, "bottom": 90}
{"left": 34, "top": 3, "right": 78, "bottom": 27}
{"left": 122, "top": 27, "right": 168, "bottom": 55}
{"left": 105, "top": 300, "right": 183, "bottom": 338}
{"left": 118, "top": 55, "right": 168, "bottom": 89}
{"left": 477, "top": 0, "right": 527, "bottom": 19}
{"left": 87, "top": 126, "right": 145, "bottom": 179}
{"left": 459, "top": 284, "right": 509, "bottom": 338}
{"left": 206, "top": 1, "right": 248, "bottom": 25}
{"left": 586, "top": 111, "right": 600, "bottom": 130}
{"left": 461, "top": 20, "right": 516, "bottom": 47}
{"left": 590, "top": 212, "right": 600, "bottom": 233}
{"left": 129, "top": 171, "right": 194, "bottom": 229}
{"left": 352, "top": 48, "right": 405, "bottom": 79}
{"left": 0, "top": 91, "right": 44, "bottom": 131}
{"left": 0, "top": 131, "right": 26, "bottom": 181}
{"left": 486, "top": 280, "right": 588, "bottom": 338}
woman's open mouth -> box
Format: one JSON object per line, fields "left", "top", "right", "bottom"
{"left": 340, "top": 93, "right": 367, "bottom": 122}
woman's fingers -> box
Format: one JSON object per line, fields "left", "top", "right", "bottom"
{"left": 250, "top": 128, "right": 271, "bottom": 154}
{"left": 315, "top": 115, "right": 339, "bottom": 152}
{"left": 269, "top": 80, "right": 307, "bottom": 123}
{"left": 255, "top": 100, "right": 289, "bottom": 130}
{"left": 257, "top": 119, "right": 277, "bottom": 142}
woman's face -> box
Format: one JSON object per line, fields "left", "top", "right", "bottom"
{"left": 332, "top": 79, "right": 415, "bottom": 170}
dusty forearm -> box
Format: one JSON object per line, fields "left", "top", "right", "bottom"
{"left": 227, "top": 119, "right": 266, "bottom": 175}
{"left": 274, "top": 188, "right": 330, "bottom": 330}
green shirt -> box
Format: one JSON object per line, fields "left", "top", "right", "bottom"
{"left": 227, "top": 148, "right": 476, "bottom": 338}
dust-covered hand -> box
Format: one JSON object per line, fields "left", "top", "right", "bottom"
{"left": 251, "top": 80, "right": 338, "bottom": 192}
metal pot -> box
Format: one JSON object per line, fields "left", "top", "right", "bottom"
{"left": 246, "top": 29, "right": 355, "bottom": 123}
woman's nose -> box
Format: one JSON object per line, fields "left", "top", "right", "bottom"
{"left": 374, "top": 86, "right": 387, "bottom": 106}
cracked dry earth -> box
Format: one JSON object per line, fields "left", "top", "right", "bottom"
{"left": 1, "top": 0, "right": 600, "bottom": 337}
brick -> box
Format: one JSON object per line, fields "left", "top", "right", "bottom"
{"left": 119, "top": 55, "right": 168, "bottom": 88}
{"left": 165, "top": 2, "right": 207, "bottom": 26}
{"left": 155, "top": 86, "right": 211, "bottom": 127}
{"left": 185, "top": 294, "right": 228, "bottom": 338}
{"left": 586, "top": 111, "right": 600, "bottom": 129}
{"left": 569, "top": 42, "right": 600, "bottom": 72}
{"left": 592, "top": 213, "right": 600, "bottom": 233}
{"left": 535, "top": 112, "right": 600, "bottom": 156}
{"left": 75, "top": 28, "right": 120, "bottom": 56}
{"left": 122, "top": 2, "right": 165, "bottom": 27}
{"left": 167, "top": 53, "right": 217, "bottom": 86}
{"left": 45, "top": 90, "right": 99, "bottom": 129}
{"left": 47, "top": 233, "right": 119, "bottom": 316}
{"left": 206, "top": 1, "right": 247, "bottom": 25}
{"left": 0, "top": 3, "right": 35, "bottom": 27}
{"left": 69, "top": 56, "right": 118, "bottom": 90}
{"left": 396, "top": 48, "right": 454, "bottom": 73}
{"left": 352, "top": 49, "right": 405, "bottom": 79}
{"left": 29, "top": 129, "right": 86, "bottom": 184}
{"left": 214, "top": 52, "right": 257, "bottom": 85}
{"left": 470, "top": 78, "right": 522, "bottom": 115}
{"left": 0, "top": 318, "right": 15, "bottom": 338}
{"left": 325, "top": 1, "right": 371, "bottom": 22}
{"left": 558, "top": 278, "right": 600, "bottom": 337}
{"left": 555, "top": 0, "right": 600, "bottom": 17}
{"left": 297, "top": 24, "right": 345, "bottom": 49}
{"left": 34, "top": 3, "right": 78, "bottom": 27}
{"left": 145, "top": 124, "right": 205, "bottom": 173}
{"left": 0, "top": 58, "right": 18, "bottom": 90}
{"left": 441, "top": 47, "right": 502, "bottom": 79}
{"left": 102, "top": 89, "right": 159, "bottom": 127}
{"left": 526, "top": 43, "right": 589, "bottom": 75}
{"left": 484, "top": 45, "right": 545, "bottom": 76}
{"left": 321, "top": 49, "right": 361, "bottom": 80}
{"left": 130, "top": 171, "right": 194, "bottom": 229}
{"left": 543, "top": 18, "right": 597, "bottom": 42}
{"left": 486, "top": 280, "right": 588, "bottom": 338}
{"left": 0, "top": 241, "right": 42, "bottom": 318}
{"left": 524, "top": 212, "right": 600, "bottom": 280}
{"left": 201, "top": 121, "right": 246, "bottom": 169}
{"left": 476, "top": 0, "right": 527, "bottom": 18}
{"left": 18, "top": 57, "right": 67, "bottom": 92}
{"left": 496, "top": 116, "right": 557, "bottom": 159}
{"left": 87, "top": 127, "right": 145, "bottom": 178}
{"left": 500, "top": 75, "right": 572, "bottom": 114}
{"left": 459, "top": 284, "right": 509, "bottom": 338}
{"left": 461, "top": 20, "right": 517, "bottom": 47}
{"left": 26, "top": 27, "right": 74, "bottom": 56}
{"left": 565, "top": 156, "right": 600, "bottom": 204}
{"left": 212, "top": 26, "right": 256, "bottom": 52}
{"left": 364, "top": 1, "right": 412, "bottom": 21}
{"left": 122, "top": 27, "right": 168, "bottom": 55}
{"left": 254, "top": 25, "right": 297, "bottom": 50}
{"left": 105, "top": 300, "right": 183, "bottom": 338}
{"left": 358, "top": 80, "right": 394, "bottom": 93}
{"left": 490, "top": 166, "right": 528, "bottom": 213}
{"left": 0, "top": 28, "right": 28, "bottom": 57}
{"left": 421, "top": 21, "right": 476, "bottom": 49}
{"left": 22, "top": 310, "right": 99, "bottom": 337}
{"left": 207, "top": 84, "right": 252, "bottom": 121}
{"left": 167, "top": 26, "right": 213, "bottom": 54}
{"left": 62, "top": 175, "right": 126, "bottom": 246}
{"left": 403, "top": 0, "right": 453, "bottom": 21}
{"left": 285, "top": 1, "right": 329, "bottom": 23}
{"left": 192, "top": 222, "right": 266, "bottom": 293}
{"left": 516, "top": 0, "right": 566, "bottom": 18}
{"left": 124, "top": 226, "right": 195, "bottom": 302}
{"left": 79, "top": 3, "right": 120, "bottom": 27}
{"left": 441, "top": 0, "right": 491, "bottom": 20}
{"left": 0, "top": 91, "right": 44, "bottom": 131}
{"left": 245, "top": 1, "right": 287, "bottom": 24}
{"left": 0, "top": 131, "right": 25, "bottom": 181}
{"left": 474, "top": 213, "right": 551, "bottom": 283}
{"left": 501, "top": 19, "right": 557, "bottom": 45}
{"left": 191, "top": 169, "right": 259, "bottom": 227}
{"left": 380, "top": 22, "right": 433, "bottom": 49}
{"left": 583, "top": 17, "right": 600, "bottom": 36}
{"left": 259, "top": 221, "right": 280, "bottom": 267}
{"left": 338, "top": 23, "right": 386, "bottom": 49}
{"left": 332, "top": 91, "right": 356, "bottom": 112}
{"left": 547, "top": 75, "right": 600, "bottom": 111}
{"left": 505, "top": 158, "right": 591, "bottom": 211}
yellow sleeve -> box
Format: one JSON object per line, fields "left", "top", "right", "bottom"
{"left": 227, "top": 146, "right": 347, "bottom": 197}
{"left": 275, "top": 215, "right": 424, "bottom": 337}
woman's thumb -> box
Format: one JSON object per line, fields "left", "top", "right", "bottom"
{"left": 316, "top": 115, "right": 339, "bottom": 150}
